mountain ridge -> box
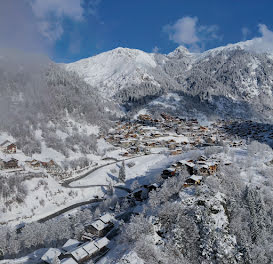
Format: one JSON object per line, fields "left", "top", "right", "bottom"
{"left": 64, "top": 40, "right": 273, "bottom": 121}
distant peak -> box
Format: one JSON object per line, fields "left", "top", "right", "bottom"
{"left": 168, "top": 46, "right": 191, "bottom": 58}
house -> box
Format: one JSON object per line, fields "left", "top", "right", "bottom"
{"left": 0, "top": 159, "right": 4, "bottom": 170}
{"left": 170, "top": 149, "right": 182, "bottom": 155}
{"left": 207, "top": 162, "right": 218, "bottom": 175}
{"left": 26, "top": 159, "right": 41, "bottom": 169}
{"left": 85, "top": 214, "right": 114, "bottom": 237}
{"left": 60, "top": 258, "right": 77, "bottom": 264}
{"left": 184, "top": 175, "right": 203, "bottom": 187}
{"left": 65, "top": 244, "right": 89, "bottom": 263}
{"left": 62, "top": 239, "right": 81, "bottom": 253}
{"left": 0, "top": 140, "right": 16, "bottom": 153}
{"left": 194, "top": 164, "right": 210, "bottom": 176}
{"left": 41, "top": 248, "right": 62, "bottom": 264}
{"left": 41, "top": 160, "right": 58, "bottom": 169}
{"left": 3, "top": 158, "right": 18, "bottom": 169}
{"left": 65, "top": 237, "right": 110, "bottom": 263}
{"left": 132, "top": 186, "right": 149, "bottom": 201}
{"left": 161, "top": 167, "right": 176, "bottom": 179}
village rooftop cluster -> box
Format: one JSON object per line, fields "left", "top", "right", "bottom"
{"left": 102, "top": 113, "right": 245, "bottom": 158}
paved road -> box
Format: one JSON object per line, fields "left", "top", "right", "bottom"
{"left": 61, "top": 154, "right": 151, "bottom": 187}
{"left": 37, "top": 198, "right": 104, "bottom": 223}
{"left": 34, "top": 154, "right": 161, "bottom": 223}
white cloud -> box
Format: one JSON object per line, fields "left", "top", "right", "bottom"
{"left": 152, "top": 46, "right": 160, "bottom": 53}
{"left": 237, "top": 24, "right": 273, "bottom": 54}
{"left": 242, "top": 27, "right": 250, "bottom": 40}
{"left": 163, "top": 16, "right": 220, "bottom": 51}
{"left": 30, "top": 0, "right": 84, "bottom": 21}
{"left": 258, "top": 24, "right": 273, "bottom": 43}
{"left": 29, "top": 0, "right": 100, "bottom": 43}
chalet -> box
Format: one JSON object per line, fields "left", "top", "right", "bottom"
{"left": 132, "top": 186, "right": 149, "bottom": 201}
{"left": 207, "top": 162, "right": 218, "bottom": 175}
{"left": 194, "top": 164, "right": 210, "bottom": 176}
{"left": 0, "top": 159, "right": 4, "bottom": 170}
{"left": 41, "top": 160, "right": 58, "bottom": 169}
{"left": 182, "top": 160, "right": 195, "bottom": 175}
{"left": 3, "top": 158, "right": 18, "bottom": 169}
{"left": 170, "top": 149, "right": 183, "bottom": 155}
{"left": 168, "top": 143, "right": 177, "bottom": 150}
{"left": 60, "top": 258, "right": 77, "bottom": 264}
{"left": 0, "top": 140, "right": 16, "bottom": 153}
{"left": 161, "top": 167, "right": 176, "bottom": 179}
{"left": 184, "top": 175, "right": 203, "bottom": 187}
{"left": 62, "top": 239, "right": 82, "bottom": 253}
{"left": 65, "top": 237, "right": 110, "bottom": 263}
{"left": 41, "top": 248, "right": 62, "bottom": 264}
{"left": 147, "top": 183, "right": 160, "bottom": 192}
{"left": 85, "top": 214, "right": 114, "bottom": 237}
{"left": 26, "top": 159, "right": 41, "bottom": 169}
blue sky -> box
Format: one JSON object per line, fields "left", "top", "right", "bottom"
{"left": 1, "top": 0, "right": 273, "bottom": 62}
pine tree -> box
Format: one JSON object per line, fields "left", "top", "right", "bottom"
{"left": 119, "top": 160, "right": 126, "bottom": 182}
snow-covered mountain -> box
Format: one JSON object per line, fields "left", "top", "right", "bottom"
{"left": 65, "top": 48, "right": 161, "bottom": 98}
{"left": 65, "top": 39, "right": 273, "bottom": 121}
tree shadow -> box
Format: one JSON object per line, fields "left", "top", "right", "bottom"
{"left": 107, "top": 172, "right": 119, "bottom": 183}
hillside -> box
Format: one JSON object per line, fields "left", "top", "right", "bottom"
{"left": 0, "top": 50, "right": 120, "bottom": 163}
{"left": 65, "top": 39, "right": 273, "bottom": 121}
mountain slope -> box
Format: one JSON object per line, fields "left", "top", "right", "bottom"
{"left": 65, "top": 40, "right": 273, "bottom": 121}
{"left": 0, "top": 50, "right": 118, "bottom": 161}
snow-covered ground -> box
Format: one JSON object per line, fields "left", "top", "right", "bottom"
{"left": 70, "top": 153, "right": 186, "bottom": 188}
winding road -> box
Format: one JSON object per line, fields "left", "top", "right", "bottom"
{"left": 35, "top": 155, "right": 155, "bottom": 223}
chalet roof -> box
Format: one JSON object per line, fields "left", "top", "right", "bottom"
{"left": 70, "top": 246, "right": 89, "bottom": 262}
{"left": 91, "top": 219, "right": 108, "bottom": 231}
{"left": 0, "top": 140, "right": 13, "bottom": 147}
{"left": 94, "top": 237, "right": 110, "bottom": 249}
{"left": 61, "top": 258, "right": 78, "bottom": 264}
{"left": 2, "top": 157, "right": 18, "bottom": 163}
{"left": 190, "top": 175, "right": 203, "bottom": 182}
{"left": 100, "top": 213, "right": 113, "bottom": 224}
{"left": 165, "top": 167, "right": 176, "bottom": 172}
{"left": 82, "top": 241, "right": 99, "bottom": 255}
{"left": 62, "top": 239, "right": 81, "bottom": 252}
{"left": 41, "top": 248, "right": 62, "bottom": 264}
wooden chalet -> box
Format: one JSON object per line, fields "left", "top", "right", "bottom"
{"left": 184, "top": 175, "right": 203, "bottom": 187}
{"left": 85, "top": 214, "right": 114, "bottom": 237}
{"left": 41, "top": 248, "right": 62, "bottom": 264}
{"left": 0, "top": 140, "right": 16, "bottom": 153}
{"left": 3, "top": 158, "right": 18, "bottom": 169}
{"left": 161, "top": 167, "right": 176, "bottom": 179}
{"left": 64, "top": 237, "right": 110, "bottom": 263}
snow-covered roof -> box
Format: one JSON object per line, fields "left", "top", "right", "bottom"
{"left": 1, "top": 157, "right": 18, "bottom": 162}
{"left": 62, "top": 239, "right": 81, "bottom": 252}
{"left": 82, "top": 241, "right": 99, "bottom": 255}
{"left": 70, "top": 247, "right": 89, "bottom": 262}
{"left": 185, "top": 162, "right": 195, "bottom": 167}
{"left": 91, "top": 219, "right": 108, "bottom": 231}
{"left": 0, "top": 140, "right": 11, "bottom": 147}
{"left": 100, "top": 213, "right": 113, "bottom": 224}
{"left": 61, "top": 258, "right": 78, "bottom": 264}
{"left": 94, "top": 237, "right": 110, "bottom": 249}
{"left": 41, "top": 248, "right": 62, "bottom": 264}
{"left": 165, "top": 167, "right": 176, "bottom": 172}
{"left": 190, "top": 175, "right": 203, "bottom": 181}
